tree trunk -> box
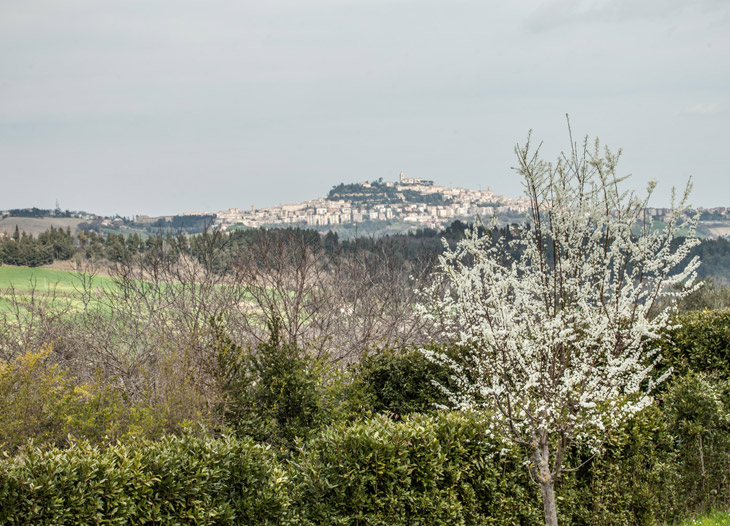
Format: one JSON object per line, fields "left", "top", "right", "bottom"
{"left": 540, "top": 479, "right": 559, "bottom": 526}
{"left": 533, "top": 444, "right": 559, "bottom": 526}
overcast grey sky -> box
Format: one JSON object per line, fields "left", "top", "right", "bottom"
{"left": 1, "top": 0, "right": 728, "bottom": 216}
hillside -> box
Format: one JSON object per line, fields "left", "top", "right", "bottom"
{"left": 0, "top": 217, "right": 84, "bottom": 237}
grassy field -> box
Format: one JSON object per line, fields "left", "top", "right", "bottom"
{"left": 0, "top": 265, "right": 117, "bottom": 314}
{"left": 681, "top": 512, "right": 730, "bottom": 525}
{"left": 0, "top": 264, "right": 251, "bottom": 315}
{"left": 0, "top": 265, "right": 116, "bottom": 293}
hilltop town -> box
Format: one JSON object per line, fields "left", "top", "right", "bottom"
{"left": 2, "top": 175, "right": 730, "bottom": 240}
{"left": 212, "top": 173, "right": 531, "bottom": 233}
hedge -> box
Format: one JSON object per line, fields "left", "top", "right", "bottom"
{"left": 290, "top": 412, "right": 540, "bottom": 526}
{"left": 1, "top": 408, "right": 726, "bottom": 525}
{"left": 659, "top": 309, "right": 730, "bottom": 379}
{"left": 0, "top": 432, "right": 287, "bottom": 525}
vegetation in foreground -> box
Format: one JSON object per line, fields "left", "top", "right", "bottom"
{"left": 1, "top": 341, "right": 730, "bottom": 525}
{"left": 2, "top": 265, "right": 730, "bottom": 523}
{"left": 3, "top": 130, "right": 730, "bottom": 524}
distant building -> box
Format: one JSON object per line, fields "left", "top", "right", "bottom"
{"left": 399, "top": 172, "right": 433, "bottom": 186}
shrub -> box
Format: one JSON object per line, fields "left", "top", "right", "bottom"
{"left": 212, "top": 317, "right": 331, "bottom": 449}
{"left": 663, "top": 372, "right": 730, "bottom": 513}
{"left": 290, "top": 412, "right": 542, "bottom": 526}
{"left": 659, "top": 309, "right": 730, "bottom": 379}
{"left": 354, "top": 346, "right": 453, "bottom": 416}
{"left": 557, "top": 404, "right": 682, "bottom": 525}
{"left": 0, "top": 432, "right": 287, "bottom": 525}
{"left": 0, "top": 347, "right": 209, "bottom": 452}
{"left": 0, "top": 347, "right": 77, "bottom": 451}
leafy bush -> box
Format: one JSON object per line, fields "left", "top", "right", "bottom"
{"left": 212, "top": 317, "right": 331, "bottom": 449}
{"left": 0, "top": 347, "right": 79, "bottom": 451}
{"left": 663, "top": 372, "right": 730, "bottom": 513}
{"left": 353, "top": 346, "right": 453, "bottom": 416}
{"left": 557, "top": 404, "right": 682, "bottom": 525}
{"left": 659, "top": 309, "right": 730, "bottom": 379}
{"left": 0, "top": 348, "right": 202, "bottom": 452}
{"left": 291, "top": 412, "right": 542, "bottom": 526}
{"left": 0, "top": 432, "right": 287, "bottom": 525}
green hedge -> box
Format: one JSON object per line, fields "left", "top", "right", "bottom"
{"left": 0, "top": 414, "right": 551, "bottom": 525}
{"left": 0, "top": 432, "right": 287, "bottom": 525}
{"left": 558, "top": 405, "right": 682, "bottom": 525}
{"left": 1, "top": 408, "right": 727, "bottom": 525}
{"left": 659, "top": 309, "right": 730, "bottom": 379}
{"left": 290, "top": 410, "right": 694, "bottom": 526}
{"left": 291, "top": 412, "right": 541, "bottom": 526}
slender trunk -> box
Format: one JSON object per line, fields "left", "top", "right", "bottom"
{"left": 533, "top": 442, "right": 559, "bottom": 526}
{"left": 541, "top": 479, "right": 559, "bottom": 526}
{"left": 698, "top": 434, "right": 706, "bottom": 491}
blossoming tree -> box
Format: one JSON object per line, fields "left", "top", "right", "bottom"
{"left": 421, "top": 128, "right": 700, "bottom": 526}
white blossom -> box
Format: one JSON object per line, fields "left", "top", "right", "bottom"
{"left": 419, "top": 127, "right": 700, "bottom": 526}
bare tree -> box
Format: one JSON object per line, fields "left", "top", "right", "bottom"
{"left": 0, "top": 279, "right": 74, "bottom": 362}
{"left": 231, "top": 229, "right": 436, "bottom": 362}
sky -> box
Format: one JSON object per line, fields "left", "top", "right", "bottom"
{"left": 1, "top": 0, "right": 729, "bottom": 217}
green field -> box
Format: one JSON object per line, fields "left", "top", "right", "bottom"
{"left": 0, "top": 265, "right": 253, "bottom": 316}
{"left": 0, "top": 265, "right": 117, "bottom": 314}
{"left": 0, "top": 265, "right": 116, "bottom": 293}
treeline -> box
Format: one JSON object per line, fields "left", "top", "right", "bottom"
{"left": 5, "top": 220, "right": 730, "bottom": 285}
{"left": 78, "top": 230, "right": 168, "bottom": 262}
{"left": 0, "top": 226, "right": 75, "bottom": 266}
{"left": 146, "top": 214, "right": 217, "bottom": 233}
{"left": 692, "top": 236, "right": 730, "bottom": 283}
{"left": 3, "top": 207, "right": 78, "bottom": 218}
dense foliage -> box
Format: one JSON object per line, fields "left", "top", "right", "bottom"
{"left": 0, "top": 226, "right": 74, "bottom": 267}
{"left": 353, "top": 346, "right": 453, "bottom": 416}
{"left": 659, "top": 309, "right": 730, "bottom": 378}
{"left": 0, "top": 433, "right": 287, "bottom": 525}
{"left": 2, "top": 398, "right": 728, "bottom": 525}
{"left": 212, "top": 317, "right": 335, "bottom": 449}
{"left": 149, "top": 214, "right": 217, "bottom": 233}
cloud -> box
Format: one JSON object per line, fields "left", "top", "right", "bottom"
{"left": 683, "top": 103, "right": 721, "bottom": 115}
{"left": 525, "top": 0, "right": 729, "bottom": 33}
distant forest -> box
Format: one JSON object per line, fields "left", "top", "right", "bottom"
{"left": 4, "top": 207, "right": 78, "bottom": 218}
{"left": 146, "top": 214, "right": 217, "bottom": 233}
{"left": 2, "top": 218, "right": 730, "bottom": 285}
{"left": 328, "top": 180, "right": 449, "bottom": 205}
